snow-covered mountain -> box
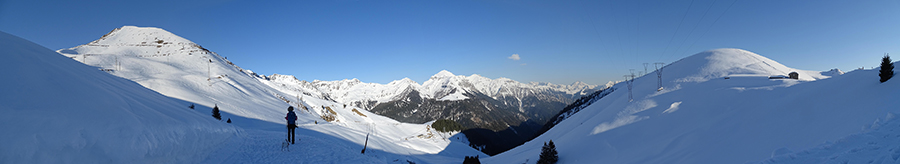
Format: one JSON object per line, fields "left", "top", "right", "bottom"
{"left": 263, "top": 70, "right": 610, "bottom": 131}
{"left": 0, "top": 30, "right": 236, "bottom": 163}
{"left": 58, "top": 26, "right": 287, "bottom": 122}
{"left": 52, "top": 26, "right": 486, "bottom": 163}
{"left": 484, "top": 48, "right": 899, "bottom": 163}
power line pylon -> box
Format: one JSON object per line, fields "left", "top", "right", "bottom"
{"left": 654, "top": 62, "right": 665, "bottom": 91}
{"left": 643, "top": 63, "right": 649, "bottom": 76}
{"left": 624, "top": 73, "right": 636, "bottom": 102}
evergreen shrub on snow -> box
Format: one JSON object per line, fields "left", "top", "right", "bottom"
{"left": 880, "top": 55, "right": 894, "bottom": 83}
{"left": 538, "top": 140, "right": 558, "bottom": 164}
{"left": 212, "top": 105, "right": 222, "bottom": 120}
{"left": 463, "top": 155, "right": 481, "bottom": 164}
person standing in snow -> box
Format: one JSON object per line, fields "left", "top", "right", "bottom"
{"left": 285, "top": 106, "right": 298, "bottom": 144}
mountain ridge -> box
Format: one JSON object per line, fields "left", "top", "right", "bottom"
{"left": 265, "top": 70, "right": 607, "bottom": 108}
{"left": 263, "top": 69, "right": 612, "bottom": 131}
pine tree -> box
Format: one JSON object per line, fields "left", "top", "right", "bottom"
{"left": 226, "top": 118, "right": 231, "bottom": 123}
{"left": 463, "top": 155, "right": 481, "bottom": 164}
{"left": 212, "top": 104, "right": 222, "bottom": 120}
{"left": 880, "top": 54, "right": 894, "bottom": 83}
{"left": 538, "top": 140, "right": 558, "bottom": 164}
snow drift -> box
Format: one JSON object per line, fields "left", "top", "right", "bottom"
{"left": 0, "top": 30, "right": 236, "bottom": 163}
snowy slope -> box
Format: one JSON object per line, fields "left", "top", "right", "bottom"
{"left": 760, "top": 111, "right": 900, "bottom": 164}
{"left": 485, "top": 48, "right": 899, "bottom": 163}
{"left": 0, "top": 31, "right": 236, "bottom": 163}
{"left": 58, "top": 26, "right": 288, "bottom": 123}
{"left": 55, "top": 26, "right": 485, "bottom": 163}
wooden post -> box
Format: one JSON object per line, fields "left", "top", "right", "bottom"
{"left": 361, "top": 133, "right": 369, "bottom": 154}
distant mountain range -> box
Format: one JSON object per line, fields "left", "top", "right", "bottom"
{"left": 263, "top": 70, "right": 613, "bottom": 131}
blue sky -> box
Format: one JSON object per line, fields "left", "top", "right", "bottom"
{"left": 2, "top": 0, "right": 898, "bottom": 85}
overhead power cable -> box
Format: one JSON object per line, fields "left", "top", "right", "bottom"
{"left": 666, "top": 0, "right": 718, "bottom": 61}
{"left": 674, "top": 0, "right": 739, "bottom": 60}
{"left": 658, "top": 0, "right": 696, "bottom": 60}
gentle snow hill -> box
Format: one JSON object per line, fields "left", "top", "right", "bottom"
{"left": 57, "top": 26, "right": 486, "bottom": 163}
{"left": 0, "top": 31, "right": 236, "bottom": 163}
{"left": 485, "top": 48, "right": 898, "bottom": 163}
{"left": 666, "top": 48, "right": 830, "bottom": 82}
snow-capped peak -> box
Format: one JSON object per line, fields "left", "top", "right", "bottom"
{"left": 388, "top": 77, "right": 417, "bottom": 85}
{"left": 268, "top": 74, "right": 299, "bottom": 83}
{"left": 821, "top": 68, "right": 845, "bottom": 76}
{"left": 571, "top": 81, "right": 588, "bottom": 87}
{"left": 91, "top": 25, "right": 193, "bottom": 45}
{"left": 57, "top": 25, "right": 216, "bottom": 63}
{"left": 432, "top": 70, "right": 456, "bottom": 78}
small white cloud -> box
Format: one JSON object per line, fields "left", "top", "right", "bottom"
{"left": 520, "top": 63, "right": 527, "bottom": 66}
{"left": 508, "top": 54, "right": 521, "bottom": 61}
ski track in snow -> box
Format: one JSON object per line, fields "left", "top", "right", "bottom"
{"left": 761, "top": 113, "right": 900, "bottom": 164}
{"left": 204, "top": 129, "right": 389, "bottom": 164}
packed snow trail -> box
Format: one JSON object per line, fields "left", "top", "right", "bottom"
{"left": 203, "top": 129, "right": 394, "bottom": 164}
{"left": 201, "top": 117, "right": 480, "bottom": 164}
